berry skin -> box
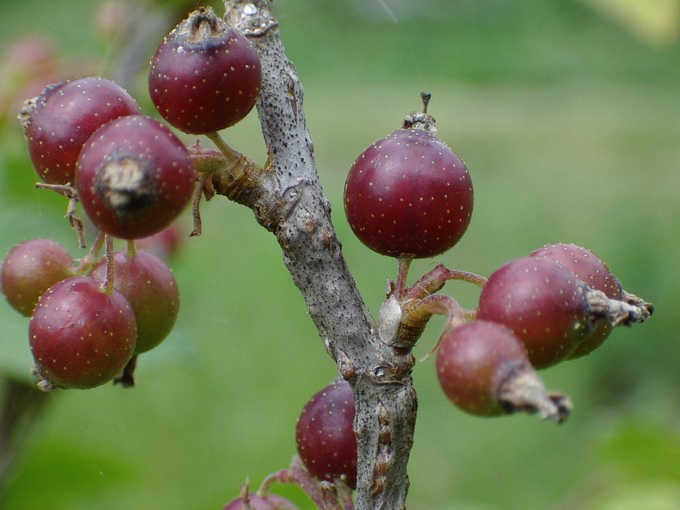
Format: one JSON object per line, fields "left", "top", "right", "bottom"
{"left": 344, "top": 127, "right": 473, "bottom": 258}
{"left": 75, "top": 115, "right": 196, "bottom": 240}
{"left": 91, "top": 250, "right": 179, "bottom": 354}
{"left": 477, "top": 257, "right": 591, "bottom": 369}
{"left": 529, "top": 243, "right": 622, "bottom": 358}
{"left": 436, "top": 321, "right": 532, "bottom": 417}
{"left": 149, "top": 6, "right": 262, "bottom": 134}
{"left": 19, "top": 77, "right": 141, "bottom": 184}
{"left": 1, "top": 239, "right": 73, "bottom": 316}
{"left": 295, "top": 378, "right": 357, "bottom": 489}
{"left": 29, "top": 276, "right": 136, "bottom": 389}
{"left": 223, "top": 493, "right": 299, "bottom": 510}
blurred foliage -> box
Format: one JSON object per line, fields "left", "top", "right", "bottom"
{"left": 0, "top": 0, "right": 678, "bottom": 509}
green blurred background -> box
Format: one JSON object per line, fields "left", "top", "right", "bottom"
{"left": 0, "top": 0, "right": 678, "bottom": 509}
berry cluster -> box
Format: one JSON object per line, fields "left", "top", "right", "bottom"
{"left": 222, "top": 93, "right": 653, "bottom": 506}
{"left": 2, "top": 7, "right": 263, "bottom": 391}
{"left": 343, "top": 93, "right": 653, "bottom": 422}
{"left": 2, "top": 3, "right": 656, "bottom": 508}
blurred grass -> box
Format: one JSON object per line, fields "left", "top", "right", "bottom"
{"left": 0, "top": 0, "right": 679, "bottom": 509}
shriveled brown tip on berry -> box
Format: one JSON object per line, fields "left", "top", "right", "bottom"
{"left": 498, "top": 369, "right": 572, "bottom": 423}
{"left": 585, "top": 287, "right": 653, "bottom": 328}
{"left": 184, "top": 6, "right": 225, "bottom": 43}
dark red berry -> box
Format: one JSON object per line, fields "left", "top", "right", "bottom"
{"left": 436, "top": 320, "right": 572, "bottom": 422}
{"left": 295, "top": 378, "right": 357, "bottom": 489}
{"left": 91, "top": 250, "right": 179, "bottom": 354}
{"left": 19, "top": 77, "right": 141, "bottom": 184}
{"left": 436, "top": 321, "right": 531, "bottom": 416}
{"left": 149, "top": 6, "right": 262, "bottom": 134}
{"left": 344, "top": 121, "right": 473, "bottom": 258}
{"left": 477, "top": 257, "right": 591, "bottom": 369}
{"left": 529, "top": 243, "right": 622, "bottom": 358}
{"left": 1, "top": 239, "right": 74, "bottom": 316}
{"left": 223, "top": 493, "right": 299, "bottom": 510}
{"left": 75, "top": 114, "right": 196, "bottom": 240}
{"left": 529, "top": 243, "right": 622, "bottom": 299}
{"left": 29, "top": 276, "right": 136, "bottom": 389}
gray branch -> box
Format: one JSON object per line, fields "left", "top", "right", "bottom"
{"left": 223, "top": 2, "right": 417, "bottom": 508}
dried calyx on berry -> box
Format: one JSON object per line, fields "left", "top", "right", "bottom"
{"left": 149, "top": 6, "right": 262, "bottom": 135}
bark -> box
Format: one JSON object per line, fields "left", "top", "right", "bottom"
{"left": 222, "top": 2, "right": 417, "bottom": 508}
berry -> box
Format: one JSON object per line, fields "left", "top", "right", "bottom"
{"left": 75, "top": 114, "right": 196, "bottom": 240}
{"left": 529, "top": 243, "right": 622, "bottom": 299}
{"left": 295, "top": 378, "right": 357, "bottom": 488}
{"left": 1, "top": 239, "right": 74, "bottom": 316}
{"left": 477, "top": 257, "right": 591, "bottom": 369}
{"left": 436, "top": 320, "right": 571, "bottom": 422}
{"left": 223, "top": 493, "right": 299, "bottom": 510}
{"left": 149, "top": 6, "right": 262, "bottom": 134}
{"left": 436, "top": 321, "right": 532, "bottom": 416}
{"left": 91, "top": 250, "right": 179, "bottom": 354}
{"left": 529, "top": 242, "right": 622, "bottom": 358}
{"left": 344, "top": 103, "right": 473, "bottom": 258}
{"left": 29, "top": 276, "right": 136, "bottom": 389}
{"left": 19, "top": 76, "right": 141, "bottom": 185}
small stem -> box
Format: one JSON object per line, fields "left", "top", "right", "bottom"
{"left": 420, "top": 91, "right": 431, "bottom": 114}
{"left": 126, "top": 240, "right": 136, "bottom": 258}
{"left": 100, "top": 235, "right": 116, "bottom": 294}
{"left": 406, "top": 264, "right": 487, "bottom": 302}
{"left": 408, "top": 294, "right": 466, "bottom": 359}
{"left": 393, "top": 256, "right": 412, "bottom": 299}
{"left": 190, "top": 174, "right": 210, "bottom": 237}
{"left": 205, "top": 131, "right": 241, "bottom": 166}
{"left": 34, "top": 182, "right": 86, "bottom": 248}
{"left": 259, "top": 458, "right": 343, "bottom": 510}
{"left": 73, "top": 230, "right": 107, "bottom": 275}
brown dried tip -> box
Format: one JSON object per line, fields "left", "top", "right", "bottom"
{"left": 499, "top": 369, "right": 572, "bottom": 424}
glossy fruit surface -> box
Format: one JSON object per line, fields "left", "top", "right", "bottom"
{"left": 477, "top": 256, "right": 590, "bottom": 369}
{"left": 91, "top": 250, "right": 179, "bottom": 354}
{"left": 529, "top": 243, "right": 622, "bottom": 299}
{"left": 1, "top": 239, "right": 73, "bottom": 316}
{"left": 29, "top": 276, "right": 136, "bottom": 389}
{"left": 529, "top": 243, "right": 621, "bottom": 358}
{"left": 344, "top": 128, "right": 473, "bottom": 258}
{"left": 20, "top": 77, "right": 141, "bottom": 184}
{"left": 149, "top": 7, "right": 261, "bottom": 134}
{"left": 295, "top": 378, "right": 357, "bottom": 488}
{"left": 223, "top": 493, "right": 299, "bottom": 510}
{"left": 436, "top": 321, "right": 530, "bottom": 417}
{"left": 76, "top": 115, "right": 196, "bottom": 239}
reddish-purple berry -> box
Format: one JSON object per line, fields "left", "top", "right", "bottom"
{"left": 29, "top": 276, "right": 136, "bottom": 389}
{"left": 529, "top": 242, "right": 622, "bottom": 358}
{"left": 477, "top": 257, "right": 591, "bottom": 369}
{"left": 19, "top": 77, "right": 141, "bottom": 184}
{"left": 344, "top": 126, "right": 473, "bottom": 258}
{"left": 149, "top": 7, "right": 262, "bottom": 134}
{"left": 529, "top": 243, "right": 622, "bottom": 299}
{"left": 91, "top": 250, "right": 179, "bottom": 354}
{"left": 295, "top": 378, "right": 357, "bottom": 488}
{"left": 436, "top": 321, "right": 531, "bottom": 417}
{"left": 1, "top": 239, "right": 74, "bottom": 316}
{"left": 75, "top": 115, "right": 196, "bottom": 240}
